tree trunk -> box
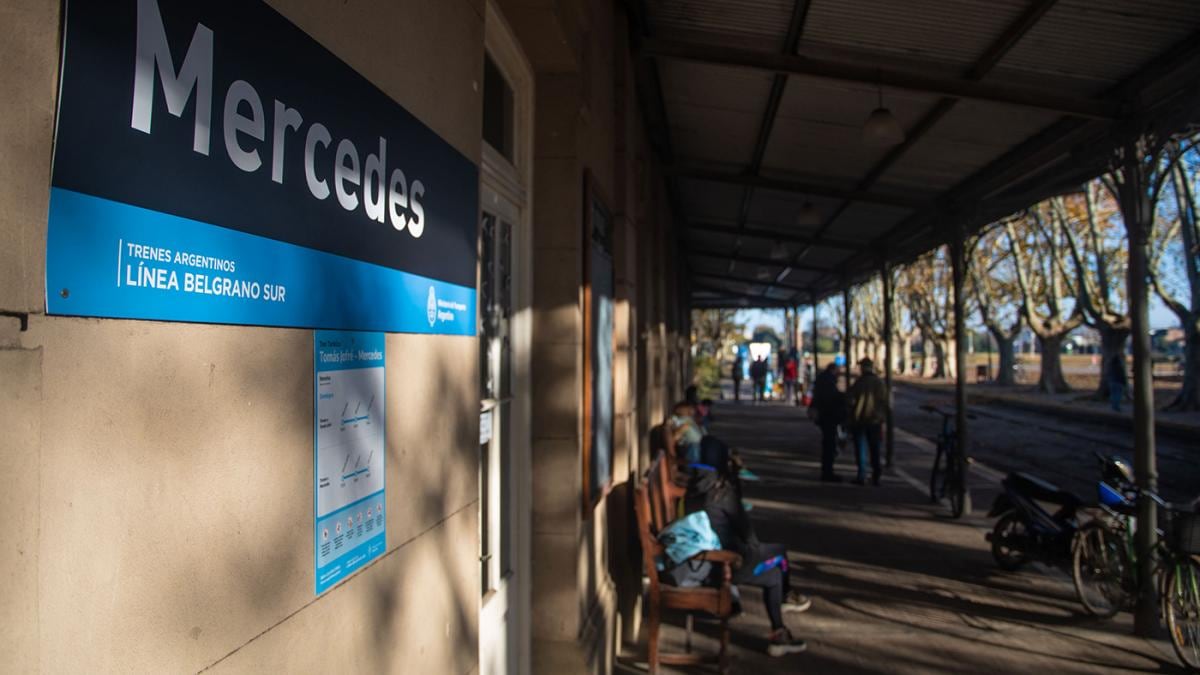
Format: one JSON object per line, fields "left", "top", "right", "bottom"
{"left": 921, "top": 337, "right": 937, "bottom": 378}
{"left": 1094, "top": 326, "right": 1131, "bottom": 400}
{"left": 903, "top": 336, "right": 913, "bottom": 375}
{"left": 940, "top": 338, "right": 957, "bottom": 380}
{"left": 927, "top": 339, "right": 944, "bottom": 378}
{"left": 992, "top": 332, "right": 1016, "bottom": 386}
{"left": 1166, "top": 317, "right": 1200, "bottom": 411}
{"left": 1037, "top": 333, "right": 1071, "bottom": 393}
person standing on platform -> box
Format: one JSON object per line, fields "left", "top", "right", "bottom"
{"left": 783, "top": 353, "right": 799, "bottom": 405}
{"left": 1106, "top": 354, "right": 1127, "bottom": 412}
{"left": 847, "top": 358, "right": 887, "bottom": 486}
{"left": 751, "top": 356, "right": 768, "bottom": 403}
{"left": 811, "top": 362, "right": 845, "bottom": 482}
{"left": 732, "top": 354, "right": 745, "bottom": 402}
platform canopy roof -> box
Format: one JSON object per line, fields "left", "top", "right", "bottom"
{"left": 625, "top": 0, "right": 1200, "bottom": 309}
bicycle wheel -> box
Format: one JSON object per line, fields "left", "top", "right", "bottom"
{"left": 928, "top": 441, "right": 944, "bottom": 504}
{"left": 1164, "top": 556, "right": 1200, "bottom": 671}
{"left": 990, "top": 512, "right": 1028, "bottom": 571}
{"left": 1072, "top": 522, "right": 1133, "bottom": 619}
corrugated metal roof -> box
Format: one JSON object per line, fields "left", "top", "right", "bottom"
{"left": 650, "top": 0, "right": 1200, "bottom": 304}
{"left": 661, "top": 60, "right": 773, "bottom": 166}
{"left": 927, "top": 99, "right": 1058, "bottom": 148}
{"left": 677, "top": 177, "right": 747, "bottom": 222}
{"left": 803, "top": 0, "right": 1031, "bottom": 69}
{"left": 878, "top": 138, "right": 1010, "bottom": 191}
{"left": 650, "top": 0, "right": 796, "bottom": 51}
{"left": 763, "top": 78, "right": 939, "bottom": 179}
{"left": 996, "top": 0, "right": 1200, "bottom": 92}
{"left": 746, "top": 188, "right": 842, "bottom": 228}
{"left": 827, "top": 203, "right": 910, "bottom": 239}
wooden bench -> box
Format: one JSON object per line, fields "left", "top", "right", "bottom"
{"left": 635, "top": 451, "right": 740, "bottom": 673}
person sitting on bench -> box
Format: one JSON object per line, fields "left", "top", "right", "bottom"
{"left": 669, "top": 400, "right": 705, "bottom": 463}
{"left": 683, "top": 436, "right": 811, "bottom": 657}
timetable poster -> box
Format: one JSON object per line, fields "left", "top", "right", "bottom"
{"left": 314, "top": 331, "right": 386, "bottom": 594}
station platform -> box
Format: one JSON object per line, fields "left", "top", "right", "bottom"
{"left": 620, "top": 400, "right": 1181, "bottom": 674}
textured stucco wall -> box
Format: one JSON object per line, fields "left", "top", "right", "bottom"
{"left": 0, "top": 0, "right": 484, "bottom": 672}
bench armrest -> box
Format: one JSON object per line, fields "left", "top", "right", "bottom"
{"left": 693, "top": 550, "right": 742, "bottom": 568}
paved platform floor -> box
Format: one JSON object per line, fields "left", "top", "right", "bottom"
{"left": 618, "top": 401, "right": 1186, "bottom": 674}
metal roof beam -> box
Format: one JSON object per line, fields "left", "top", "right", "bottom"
{"left": 728, "top": 0, "right": 813, "bottom": 275}
{"left": 640, "top": 38, "right": 1120, "bottom": 120}
{"left": 685, "top": 247, "right": 832, "bottom": 273}
{"left": 692, "top": 271, "right": 809, "bottom": 293}
{"left": 686, "top": 221, "right": 867, "bottom": 252}
{"left": 795, "top": 0, "right": 1064, "bottom": 295}
{"left": 670, "top": 165, "right": 928, "bottom": 209}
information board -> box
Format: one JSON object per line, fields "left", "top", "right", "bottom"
{"left": 46, "top": 0, "right": 477, "bottom": 334}
{"left": 314, "top": 331, "right": 386, "bottom": 594}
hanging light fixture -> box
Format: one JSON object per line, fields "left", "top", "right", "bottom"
{"left": 770, "top": 240, "right": 789, "bottom": 260}
{"left": 862, "top": 81, "right": 905, "bottom": 147}
{"left": 796, "top": 201, "right": 821, "bottom": 227}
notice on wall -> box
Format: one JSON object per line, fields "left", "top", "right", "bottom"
{"left": 314, "top": 331, "right": 386, "bottom": 594}
{"left": 46, "top": 0, "right": 477, "bottom": 334}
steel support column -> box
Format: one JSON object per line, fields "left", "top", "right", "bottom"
{"left": 843, "top": 285, "right": 852, "bottom": 390}
{"left": 1120, "top": 141, "right": 1159, "bottom": 636}
{"left": 882, "top": 260, "right": 895, "bottom": 467}
{"left": 950, "top": 229, "right": 971, "bottom": 515}
{"left": 812, "top": 302, "right": 820, "bottom": 370}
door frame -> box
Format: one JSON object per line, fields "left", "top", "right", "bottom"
{"left": 480, "top": 3, "right": 533, "bottom": 674}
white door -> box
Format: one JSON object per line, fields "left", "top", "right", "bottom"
{"left": 479, "top": 6, "right": 532, "bottom": 672}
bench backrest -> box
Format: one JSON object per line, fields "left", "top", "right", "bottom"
{"left": 634, "top": 458, "right": 668, "bottom": 597}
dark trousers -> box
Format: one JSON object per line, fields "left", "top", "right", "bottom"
{"left": 854, "top": 424, "right": 882, "bottom": 482}
{"left": 819, "top": 420, "right": 839, "bottom": 478}
{"left": 733, "top": 542, "right": 791, "bottom": 630}
{"left": 733, "top": 378, "right": 742, "bottom": 401}
{"left": 752, "top": 378, "right": 765, "bottom": 401}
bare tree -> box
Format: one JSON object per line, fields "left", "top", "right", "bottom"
{"left": 1005, "top": 208, "right": 1084, "bottom": 393}
{"left": 969, "top": 224, "right": 1024, "bottom": 385}
{"left": 898, "top": 249, "right": 958, "bottom": 379}
{"left": 690, "top": 309, "right": 744, "bottom": 358}
{"left": 1044, "top": 185, "right": 1131, "bottom": 399}
{"left": 1151, "top": 138, "right": 1200, "bottom": 410}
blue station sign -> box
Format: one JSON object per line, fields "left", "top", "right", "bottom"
{"left": 47, "top": 0, "right": 477, "bottom": 335}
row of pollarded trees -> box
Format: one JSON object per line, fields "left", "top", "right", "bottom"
{"left": 836, "top": 134, "right": 1200, "bottom": 411}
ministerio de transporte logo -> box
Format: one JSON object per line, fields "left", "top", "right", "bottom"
{"left": 427, "top": 286, "right": 437, "bottom": 327}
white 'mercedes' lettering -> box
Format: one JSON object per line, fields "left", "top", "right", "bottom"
{"left": 305, "top": 123, "right": 332, "bottom": 200}
{"left": 128, "top": 0, "right": 432, "bottom": 240}
{"left": 389, "top": 168, "right": 408, "bottom": 232}
{"left": 131, "top": 0, "right": 214, "bottom": 155}
{"left": 223, "top": 80, "right": 265, "bottom": 172}
{"left": 363, "top": 138, "right": 387, "bottom": 224}
{"left": 271, "top": 100, "right": 303, "bottom": 184}
{"left": 334, "top": 139, "right": 361, "bottom": 212}
{"left": 409, "top": 179, "right": 426, "bottom": 238}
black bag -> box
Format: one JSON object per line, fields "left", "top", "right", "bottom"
{"left": 665, "top": 559, "right": 714, "bottom": 588}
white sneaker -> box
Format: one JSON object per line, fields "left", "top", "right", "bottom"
{"left": 783, "top": 593, "right": 812, "bottom": 613}
{"left": 766, "top": 628, "right": 808, "bottom": 657}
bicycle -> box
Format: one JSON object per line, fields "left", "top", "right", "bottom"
{"left": 922, "top": 404, "right": 972, "bottom": 519}
{"left": 1072, "top": 486, "right": 1200, "bottom": 671}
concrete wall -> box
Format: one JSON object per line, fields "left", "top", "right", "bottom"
{"left": 0, "top": 1, "right": 485, "bottom": 672}
{"left": 499, "top": 1, "right": 689, "bottom": 671}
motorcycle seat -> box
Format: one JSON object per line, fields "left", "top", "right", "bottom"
{"left": 1006, "top": 472, "right": 1082, "bottom": 509}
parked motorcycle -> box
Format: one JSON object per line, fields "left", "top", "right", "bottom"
{"left": 986, "top": 472, "right": 1084, "bottom": 570}
{"left": 984, "top": 454, "right": 1135, "bottom": 571}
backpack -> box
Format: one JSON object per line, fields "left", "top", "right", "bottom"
{"left": 657, "top": 510, "right": 722, "bottom": 565}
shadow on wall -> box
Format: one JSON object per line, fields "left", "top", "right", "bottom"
{"left": 43, "top": 315, "right": 481, "bottom": 672}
